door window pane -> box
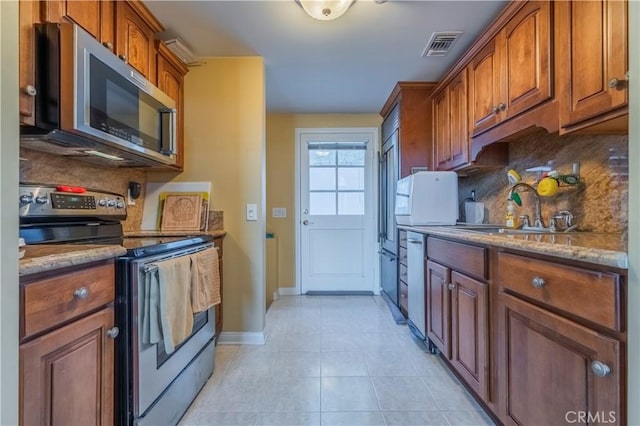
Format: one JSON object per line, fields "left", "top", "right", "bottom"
{"left": 310, "top": 192, "right": 336, "bottom": 215}
{"left": 338, "top": 167, "right": 364, "bottom": 190}
{"left": 338, "top": 150, "right": 365, "bottom": 166}
{"left": 338, "top": 192, "right": 364, "bottom": 215}
{"left": 309, "top": 150, "right": 336, "bottom": 166}
{"left": 310, "top": 167, "right": 336, "bottom": 190}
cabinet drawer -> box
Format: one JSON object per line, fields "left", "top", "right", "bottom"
{"left": 427, "top": 237, "right": 487, "bottom": 280}
{"left": 399, "top": 263, "right": 408, "bottom": 284}
{"left": 399, "top": 230, "right": 407, "bottom": 248}
{"left": 22, "top": 263, "right": 115, "bottom": 339}
{"left": 399, "top": 282, "right": 408, "bottom": 315}
{"left": 498, "top": 252, "right": 622, "bottom": 331}
{"left": 399, "top": 247, "right": 407, "bottom": 265}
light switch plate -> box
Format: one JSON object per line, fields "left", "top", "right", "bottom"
{"left": 272, "top": 207, "right": 287, "bottom": 218}
{"left": 246, "top": 204, "right": 257, "bottom": 221}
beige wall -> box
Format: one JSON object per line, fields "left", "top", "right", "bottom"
{"left": 266, "top": 113, "right": 382, "bottom": 291}
{"left": 150, "top": 57, "right": 266, "bottom": 334}
{"left": 0, "top": 1, "right": 20, "bottom": 423}
{"left": 627, "top": 1, "right": 639, "bottom": 423}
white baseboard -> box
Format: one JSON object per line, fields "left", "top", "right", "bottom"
{"left": 278, "top": 287, "right": 298, "bottom": 296}
{"left": 217, "top": 332, "right": 266, "bottom": 345}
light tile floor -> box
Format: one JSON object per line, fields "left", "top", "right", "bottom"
{"left": 180, "top": 295, "right": 496, "bottom": 426}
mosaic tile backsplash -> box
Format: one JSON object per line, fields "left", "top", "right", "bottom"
{"left": 458, "top": 131, "right": 628, "bottom": 233}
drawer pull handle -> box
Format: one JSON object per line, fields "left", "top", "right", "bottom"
{"left": 591, "top": 360, "right": 611, "bottom": 377}
{"left": 107, "top": 327, "right": 120, "bottom": 339}
{"left": 73, "top": 287, "right": 89, "bottom": 299}
{"left": 531, "top": 277, "right": 546, "bottom": 288}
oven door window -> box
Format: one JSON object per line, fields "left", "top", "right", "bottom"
{"left": 155, "top": 310, "right": 209, "bottom": 368}
{"left": 88, "top": 55, "right": 170, "bottom": 153}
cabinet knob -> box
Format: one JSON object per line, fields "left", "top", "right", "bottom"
{"left": 591, "top": 360, "right": 611, "bottom": 377}
{"left": 107, "top": 327, "right": 120, "bottom": 339}
{"left": 24, "top": 85, "right": 37, "bottom": 96}
{"left": 447, "top": 283, "right": 455, "bottom": 290}
{"left": 531, "top": 277, "right": 546, "bottom": 288}
{"left": 498, "top": 102, "right": 506, "bottom": 111}
{"left": 102, "top": 41, "right": 113, "bottom": 50}
{"left": 73, "top": 287, "right": 89, "bottom": 300}
{"left": 492, "top": 106, "right": 500, "bottom": 114}
{"left": 118, "top": 54, "right": 128, "bottom": 62}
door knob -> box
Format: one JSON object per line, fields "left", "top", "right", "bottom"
{"left": 302, "top": 220, "right": 314, "bottom": 225}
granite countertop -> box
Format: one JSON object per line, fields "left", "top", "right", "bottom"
{"left": 20, "top": 244, "right": 127, "bottom": 277}
{"left": 401, "top": 225, "right": 628, "bottom": 269}
{"left": 20, "top": 230, "right": 228, "bottom": 277}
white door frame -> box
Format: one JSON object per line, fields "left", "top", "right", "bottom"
{"left": 294, "top": 127, "right": 379, "bottom": 295}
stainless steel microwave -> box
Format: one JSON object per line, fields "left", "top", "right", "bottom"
{"left": 20, "top": 23, "right": 177, "bottom": 168}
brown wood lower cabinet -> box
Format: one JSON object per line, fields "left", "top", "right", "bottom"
{"left": 20, "top": 304, "right": 115, "bottom": 426}
{"left": 20, "top": 260, "right": 116, "bottom": 426}
{"left": 497, "top": 293, "right": 622, "bottom": 425}
{"left": 213, "top": 236, "right": 225, "bottom": 338}
{"left": 426, "top": 237, "right": 490, "bottom": 404}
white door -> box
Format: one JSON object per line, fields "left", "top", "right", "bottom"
{"left": 297, "top": 128, "right": 376, "bottom": 293}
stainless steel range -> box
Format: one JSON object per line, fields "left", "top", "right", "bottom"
{"left": 19, "top": 184, "right": 216, "bottom": 426}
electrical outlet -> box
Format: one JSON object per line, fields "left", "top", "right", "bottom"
{"left": 127, "top": 189, "right": 136, "bottom": 206}
{"left": 272, "top": 207, "right": 287, "bottom": 218}
{"left": 246, "top": 204, "right": 257, "bottom": 221}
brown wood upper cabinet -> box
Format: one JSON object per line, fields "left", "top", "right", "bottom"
{"left": 19, "top": 0, "right": 40, "bottom": 126}
{"left": 156, "top": 41, "right": 189, "bottom": 171}
{"left": 434, "top": 69, "right": 469, "bottom": 171}
{"left": 469, "top": 1, "right": 553, "bottom": 137}
{"left": 380, "top": 82, "right": 437, "bottom": 177}
{"left": 556, "top": 0, "right": 628, "bottom": 134}
{"left": 41, "top": 0, "right": 115, "bottom": 48}
{"left": 115, "top": 1, "right": 164, "bottom": 83}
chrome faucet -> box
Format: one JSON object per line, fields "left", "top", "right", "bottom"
{"left": 509, "top": 182, "right": 544, "bottom": 229}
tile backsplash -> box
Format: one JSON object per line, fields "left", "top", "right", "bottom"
{"left": 20, "top": 149, "right": 147, "bottom": 231}
{"left": 458, "top": 131, "right": 628, "bottom": 233}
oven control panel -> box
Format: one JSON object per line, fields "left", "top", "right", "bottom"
{"left": 19, "top": 184, "right": 127, "bottom": 218}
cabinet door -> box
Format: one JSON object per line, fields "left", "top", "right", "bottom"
{"left": 450, "top": 271, "right": 488, "bottom": 401}
{"left": 468, "top": 40, "right": 501, "bottom": 136}
{"left": 557, "top": 0, "right": 627, "bottom": 128}
{"left": 116, "top": 1, "right": 156, "bottom": 81}
{"left": 19, "top": 0, "right": 39, "bottom": 126}
{"left": 432, "top": 88, "right": 451, "bottom": 170}
{"left": 501, "top": 0, "right": 552, "bottom": 120}
{"left": 426, "top": 260, "right": 451, "bottom": 358}
{"left": 498, "top": 293, "right": 621, "bottom": 425}
{"left": 157, "top": 47, "right": 186, "bottom": 171}
{"left": 380, "top": 133, "right": 399, "bottom": 254}
{"left": 42, "top": 0, "right": 115, "bottom": 48}
{"left": 21, "top": 307, "right": 115, "bottom": 426}
{"left": 447, "top": 69, "right": 469, "bottom": 169}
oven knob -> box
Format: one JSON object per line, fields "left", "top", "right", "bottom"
{"left": 98, "top": 199, "right": 107, "bottom": 207}
{"left": 116, "top": 202, "right": 125, "bottom": 209}
{"left": 35, "top": 195, "right": 49, "bottom": 204}
{"left": 107, "top": 200, "right": 116, "bottom": 207}
{"left": 19, "top": 193, "right": 34, "bottom": 204}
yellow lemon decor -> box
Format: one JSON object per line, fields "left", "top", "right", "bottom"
{"left": 537, "top": 177, "right": 559, "bottom": 197}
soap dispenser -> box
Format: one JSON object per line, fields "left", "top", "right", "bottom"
{"left": 505, "top": 199, "right": 518, "bottom": 229}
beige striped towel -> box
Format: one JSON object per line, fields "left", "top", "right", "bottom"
{"left": 156, "top": 256, "right": 194, "bottom": 354}
{"left": 190, "top": 247, "right": 221, "bottom": 313}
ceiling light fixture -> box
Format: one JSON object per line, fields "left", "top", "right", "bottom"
{"left": 296, "top": 0, "right": 356, "bottom": 21}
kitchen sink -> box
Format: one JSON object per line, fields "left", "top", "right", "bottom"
{"left": 454, "top": 224, "right": 586, "bottom": 235}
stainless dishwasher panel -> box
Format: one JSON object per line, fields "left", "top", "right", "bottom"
{"left": 407, "top": 231, "right": 426, "bottom": 339}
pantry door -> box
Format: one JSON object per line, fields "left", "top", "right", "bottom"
{"left": 296, "top": 128, "right": 377, "bottom": 294}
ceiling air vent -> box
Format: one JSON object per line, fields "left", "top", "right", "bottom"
{"left": 422, "top": 31, "right": 463, "bottom": 57}
{"left": 164, "top": 38, "right": 202, "bottom": 66}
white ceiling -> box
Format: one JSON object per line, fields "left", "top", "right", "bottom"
{"left": 144, "top": 0, "right": 508, "bottom": 114}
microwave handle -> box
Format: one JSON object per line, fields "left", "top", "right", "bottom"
{"left": 159, "top": 108, "right": 177, "bottom": 155}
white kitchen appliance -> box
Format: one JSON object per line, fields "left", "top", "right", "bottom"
{"left": 395, "top": 171, "right": 458, "bottom": 226}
